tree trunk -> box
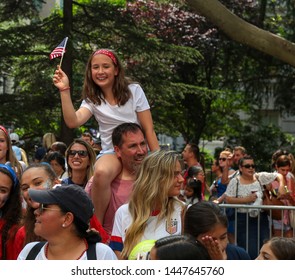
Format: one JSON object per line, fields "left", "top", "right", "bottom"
{"left": 60, "top": 0, "right": 75, "bottom": 146}
{"left": 186, "top": 0, "right": 295, "bottom": 67}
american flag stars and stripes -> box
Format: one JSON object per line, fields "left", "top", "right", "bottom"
{"left": 49, "top": 37, "right": 68, "bottom": 60}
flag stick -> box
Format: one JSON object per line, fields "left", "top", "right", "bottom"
{"left": 59, "top": 37, "right": 69, "bottom": 67}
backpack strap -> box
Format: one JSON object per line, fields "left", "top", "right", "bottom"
{"left": 26, "top": 241, "right": 97, "bottom": 260}
{"left": 86, "top": 243, "right": 97, "bottom": 260}
{"left": 26, "top": 241, "right": 46, "bottom": 260}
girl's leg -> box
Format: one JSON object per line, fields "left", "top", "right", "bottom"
{"left": 91, "top": 154, "right": 122, "bottom": 223}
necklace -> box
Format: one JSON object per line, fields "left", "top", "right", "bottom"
{"left": 45, "top": 238, "right": 88, "bottom": 260}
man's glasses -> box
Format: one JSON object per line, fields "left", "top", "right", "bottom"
{"left": 68, "top": 150, "right": 88, "bottom": 158}
{"left": 242, "top": 164, "right": 256, "bottom": 169}
{"left": 38, "top": 204, "right": 60, "bottom": 214}
{"left": 219, "top": 158, "right": 227, "bottom": 161}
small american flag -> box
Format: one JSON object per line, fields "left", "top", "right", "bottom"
{"left": 49, "top": 37, "right": 68, "bottom": 60}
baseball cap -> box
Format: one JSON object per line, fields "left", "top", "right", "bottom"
{"left": 10, "top": 132, "right": 19, "bottom": 143}
{"left": 28, "top": 184, "right": 94, "bottom": 231}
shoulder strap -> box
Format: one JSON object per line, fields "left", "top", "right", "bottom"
{"left": 235, "top": 177, "right": 239, "bottom": 198}
{"left": 26, "top": 242, "right": 46, "bottom": 260}
{"left": 26, "top": 241, "right": 97, "bottom": 260}
{"left": 86, "top": 243, "right": 97, "bottom": 260}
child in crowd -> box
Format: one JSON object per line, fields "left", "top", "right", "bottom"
{"left": 52, "top": 49, "right": 159, "bottom": 223}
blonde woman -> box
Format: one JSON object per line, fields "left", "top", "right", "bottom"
{"left": 109, "top": 150, "right": 186, "bottom": 259}
{"left": 34, "top": 132, "right": 56, "bottom": 163}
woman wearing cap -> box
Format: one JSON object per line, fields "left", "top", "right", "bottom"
{"left": 17, "top": 184, "right": 116, "bottom": 260}
{"left": 0, "top": 164, "right": 22, "bottom": 259}
{"left": 110, "top": 150, "right": 185, "bottom": 260}
{"left": 14, "top": 164, "right": 109, "bottom": 259}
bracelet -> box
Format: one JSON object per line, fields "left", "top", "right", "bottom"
{"left": 59, "top": 86, "right": 70, "bottom": 92}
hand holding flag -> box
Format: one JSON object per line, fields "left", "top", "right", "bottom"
{"left": 50, "top": 37, "right": 68, "bottom": 66}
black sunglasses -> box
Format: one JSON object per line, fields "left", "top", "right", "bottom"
{"left": 242, "top": 164, "right": 256, "bottom": 169}
{"left": 68, "top": 150, "right": 88, "bottom": 158}
{"left": 219, "top": 158, "right": 227, "bottom": 161}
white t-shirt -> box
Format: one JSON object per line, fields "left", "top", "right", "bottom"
{"left": 17, "top": 242, "right": 117, "bottom": 260}
{"left": 80, "top": 83, "right": 150, "bottom": 152}
{"left": 225, "top": 172, "right": 278, "bottom": 213}
{"left": 109, "top": 202, "right": 184, "bottom": 252}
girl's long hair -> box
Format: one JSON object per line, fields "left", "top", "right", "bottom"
{"left": 122, "top": 150, "right": 183, "bottom": 259}
{"left": 82, "top": 49, "right": 132, "bottom": 106}
{"left": 0, "top": 167, "right": 22, "bottom": 259}
{"left": 0, "top": 129, "right": 23, "bottom": 178}
{"left": 65, "top": 139, "right": 96, "bottom": 183}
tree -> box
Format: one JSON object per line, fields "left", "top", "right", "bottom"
{"left": 1, "top": 0, "right": 202, "bottom": 144}
{"left": 185, "top": 0, "right": 295, "bottom": 67}
{"left": 1, "top": 0, "right": 295, "bottom": 162}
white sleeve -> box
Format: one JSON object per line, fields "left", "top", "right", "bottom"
{"left": 17, "top": 242, "right": 39, "bottom": 260}
{"left": 95, "top": 243, "right": 118, "bottom": 260}
{"left": 80, "top": 99, "right": 94, "bottom": 114}
{"left": 111, "top": 205, "right": 125, "bottom": 240}
{"left": 256, "top": 172, "right": 278, "bottom": 185}
{"left": 130, "top": 84, "right": 150, "bottom": 112}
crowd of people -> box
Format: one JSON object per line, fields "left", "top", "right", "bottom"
{"left": 1, "top": 48, "right": 295, "bottom": 261}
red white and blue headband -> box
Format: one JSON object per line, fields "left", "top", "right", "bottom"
{"left": 0, "top": 125, "right": 8, "bottom": 136}
{"left": 93, "top": 49, "right": 117, "bottom": 65}
{"left": 0, "top": 163, "right": 19, "bottom": 190}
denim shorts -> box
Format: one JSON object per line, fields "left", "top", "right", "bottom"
{"left": 271, "top": 218, "right": 292, "bottom": 231}
{"left": 96, "top": 149, "right": 115, "bottom": 160}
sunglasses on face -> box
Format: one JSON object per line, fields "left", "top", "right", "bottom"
{"left": 38, "top": 204, "right": 60, "bottom": 214}
{"left": 68, "top": 150, "right": 88, "bottom": 158}
{"left": 219, "top": 158, "right": 227, "bottom": 161}
{"left": 242, "top": 164, "right": 256, "bottom": 169}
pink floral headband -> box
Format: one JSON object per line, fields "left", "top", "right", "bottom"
{"left": 93, "top": 49, "right": 117, "bottom": 65}
{"left": 0, "top": 125, "right": 8, "bottom": 136}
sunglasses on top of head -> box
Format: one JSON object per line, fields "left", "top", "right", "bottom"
{"left": 68, "top": 150, "right": 88, "bottom": 158}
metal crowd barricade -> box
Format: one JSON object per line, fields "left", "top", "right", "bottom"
{"left": 218, "top": 203, "right": 295, "bottom": 257}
